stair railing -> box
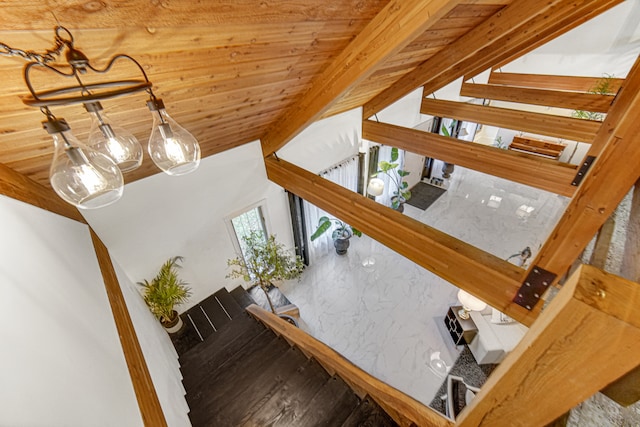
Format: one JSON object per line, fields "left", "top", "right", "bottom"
{"left": 246, "top": 304, "right": 453, "bottom": 427}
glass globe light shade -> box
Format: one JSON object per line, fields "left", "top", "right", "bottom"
{"left": 147, "top": 98, "right": 200, "bottom": 176}
{"left": 85, "top": 102, "right": 143, "bottom": 173}
{"left": 457, "top": 289, "right": 487, "bottom": 319}
{"left": 45, "top": 118, "right": 124, "bottom": 209}
{"left": 367, "top": 177, "right": 385, "bottom": 196}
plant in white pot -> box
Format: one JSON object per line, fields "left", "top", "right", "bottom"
{"left": 310, "top": 216, "right": 362, "bottom": 255}
{"left": 227, "top": 231, "right": 304, "bottom": 315}
{"left": 138, "top": 256, "right": 191, "bottom": 333}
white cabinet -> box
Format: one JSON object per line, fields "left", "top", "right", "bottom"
{"left": 468, "top": 311, "right": 528, "bottom": 364}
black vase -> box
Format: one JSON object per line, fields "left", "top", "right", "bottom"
{"left": 334, "top": 238, "right": 350, "bottom": 255}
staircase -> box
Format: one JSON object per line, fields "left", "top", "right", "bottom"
{"left": 171, "top": 287, "right": 399, "bottom": 427}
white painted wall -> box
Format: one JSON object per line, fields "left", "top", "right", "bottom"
{"left": 278, "top": 107, "right": 362, "bottom": 173}
{"left": 0, "top": 196, "right": 142, "bottom": 427}
{"left": 114, "top": 261, "right": 191, "bottom": 426}
{"left": 83, "top": 141, "right": 293, "bottom": 310}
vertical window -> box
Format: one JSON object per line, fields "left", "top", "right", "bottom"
{"left": 229, "top": 205, "right": 268, "bottom": 263}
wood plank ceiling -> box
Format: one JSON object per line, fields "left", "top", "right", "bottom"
{"left": 0, "top": 0, "right": 510, "bottom": 189}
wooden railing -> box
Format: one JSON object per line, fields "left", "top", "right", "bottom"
{"left": 246, "top": 304, "right": 453, "bottom": 427}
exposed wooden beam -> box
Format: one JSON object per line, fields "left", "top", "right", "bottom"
{"left": 420, "top": 98, "right": 601, "bottom": 142}
{"left": 260, "top": 0, "right": 462, "bottom": 157}
{"left": 0, "top": 162, "right": 85, "bottom": 223}
{"left": 363, "top": 120, "right": 577, "bottom": 197}
{"left": 460, "top": 82, "right": 615, "bottom": 113}
{"left": 90, "top": 229, "right": 168, "bottom": 427}
{"left": 528, "top": 54, "right": 640, "bottom": 281}
{"left": 488, "top": 72, "right": 624, "bottom": 93}
{"left": 459, "top": 265, "right": 640, "bottom": 426}
{"left": 264, "top": 156, "right": 539, "bottom": 326}
{"left": 363, "top": 0, "right": 620, "bottom": 118}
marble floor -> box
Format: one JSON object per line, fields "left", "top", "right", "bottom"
{"left": 279, "top": 164, "right": 570, "bottom": 406}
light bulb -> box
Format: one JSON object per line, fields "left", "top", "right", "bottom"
{"left": 85, "top": 102, "right": 143, "bottom": 172}
{"left": 367, "top": 178, "right": 385, "bottom": 196}
{"left": 44, "top": 118, "right": 124, "bottom": 209}
{"left": 147, "top": 98, "right": 200, "bottom": 176}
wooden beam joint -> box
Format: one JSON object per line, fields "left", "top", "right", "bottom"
{"left": 513, "top": 265, "right": 557, "bottom": 310}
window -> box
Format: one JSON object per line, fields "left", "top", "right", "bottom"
{"left": 227, "top": 203, "right": 268, "bottom": 263}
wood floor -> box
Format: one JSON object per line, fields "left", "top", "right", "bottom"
{"left": 173, "top": 287, "right": 399, "bottom": 426}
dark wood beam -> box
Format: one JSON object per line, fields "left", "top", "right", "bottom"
{"left": 459, "top": 265, "right": 640, "bottom": 426}
{"left": 260, "top": 0, "right": 462, "bottom": 157}
{"left": 460, "top": 82, "right": 615, "bottom": 113}
{"left": 363, "top": 0, "right": 621, "bottom": 118}
{"left": 0, "top": 162, "right": 85, "bottom": 223}
{"left": 420, "top": 98, "right": 601, "bottom": 142}
{"left": 264, "top": 155, "right": 539, "bottom": 326}
{"left": 527, "top": 54, "right": 640, "bottom": 281}
{"left": 488, "top": 72, "right": 624, "bottom": 93}
{"left": 90, "top": 229, "right": 168, "bottom": 427}
{"left": 363, "top": 120, "right": 577, "bottom": 197}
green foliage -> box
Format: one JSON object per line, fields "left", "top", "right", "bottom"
{"left": 374, "top": 147, "right": 411, "bottom": 209}
{"left": 310, "top": 216, "right": 362, "bottom": 241}
{"left": 493, "top": 135, "right": 507, "bottom": 149}
{"left": 572, "top": 74, "right": 616, "bottom": 122}
{"left": 226, "top": 232, "right": 304, "bottom": 313}
{"left": 138, "top": 256, "right": 191, "bottom": 323}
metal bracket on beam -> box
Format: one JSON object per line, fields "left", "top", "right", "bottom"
{"left": 571, "top": 155, "right": 595, "bottom": 186}
{"left": 513, "top": 266, "right": 557, "bottom": 310}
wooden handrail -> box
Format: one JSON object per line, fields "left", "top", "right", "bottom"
{"left": 246, "top": 304, "right": 453, "bottom": 427}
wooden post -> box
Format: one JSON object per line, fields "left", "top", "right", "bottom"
{"left": 457, "top": 265, "right": 640, "bottom": 426}
{"left": 90, "top": 230, "right": 168, "bottom": 427}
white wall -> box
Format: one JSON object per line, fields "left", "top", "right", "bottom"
{"left": 278, "top": 107, "right": 362, "bottom": 173}
{"left": 114, "top": 261, "right": 191, "bottom": 426}
{"left": 0, "top": 196, "right": 142, "bottom": 427}
{"left": 83, "top": 140, "right": 293, "bottom": 310}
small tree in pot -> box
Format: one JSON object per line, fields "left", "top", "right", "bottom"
{"left": 138, "top": 256, "right": 191, "bottom": 333}
{"left": 311, "top": 216, "right": 362, "bottom": 255}
{"left": 227, "top": 231, "right": 304, "bottom": 314}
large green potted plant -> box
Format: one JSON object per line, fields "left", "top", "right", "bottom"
{"left": 375, "top": 147, "right": 411, "bottom": 211}
{"left": 310, "top": 216, "right": 362, "bottom": 255}
{"left": 138, "top": 256, "right": 191, "bottom": 333}
{"left": 227, "top": 231, "right": 304, "bottom": 314}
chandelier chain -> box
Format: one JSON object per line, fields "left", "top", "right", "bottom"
{"left": 0, "top": 32, "right": 66, "bottom": 64}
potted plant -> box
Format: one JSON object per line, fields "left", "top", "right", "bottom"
{"left": 375, "top": 147, "right": 411, "bottom": 211}
{"left": 138, "top": 256, "right": 191, "bottom": 333}
{"left": 310, "top": 216, "right": 362, "bottom": 255}
{"left": 227, "top": 231, "right": 304, "bottom": 315}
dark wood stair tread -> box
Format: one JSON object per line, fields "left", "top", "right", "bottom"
{"left": 169, "top": 316, "right": 204, "bottom": 357}
{"left": 213, "top": 287, "right": 244, "bottom": 318}
{"left": 187, "top": 330, "right": 290, "bottom": 416}
{"left": 180, "top": 314, "right": 265, "bottom": 386}
{"left": 199, "top": 293, "right": 232, "bottom": 331}
{"left": 230, "top": 286, "right": 256, "bottom": 309}
{"left": 341, "top": 396, "right": 399, "bottom": 427}
{"left": 209, "top": 347, "right": 309, "bottom": 426}
{"left": 285, "top": 375, "right": 360, "bottom": 427}
{"left": 183, "top": 305, "right": 216, "bottom": 341}
{"left": 240, "top": 358, "right": 331, "bottom": 426}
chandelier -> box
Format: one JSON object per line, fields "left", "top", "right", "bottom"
{"left": 0, "top": 26, "right": 201, "bottom": 209}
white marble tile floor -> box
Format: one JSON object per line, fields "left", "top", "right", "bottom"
{"left": 279, "top": 164, "right": 570, "bottom": 406}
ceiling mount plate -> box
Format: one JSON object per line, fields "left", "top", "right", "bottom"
{"left": 513, "top": 265, "right": 557, "bottom": 310}
{"left": 572, "top": 155, "right": 595, "bottom": 186}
